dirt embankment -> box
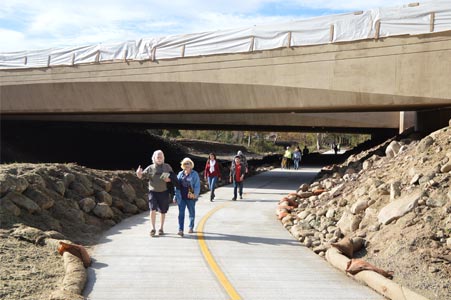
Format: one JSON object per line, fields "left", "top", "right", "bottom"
{"left": 278, "top": 126, "right": 451, "bottom": 300}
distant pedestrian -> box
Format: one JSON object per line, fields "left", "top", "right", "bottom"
{"left": 174, "top": 157, "right": 201, "bottom": 237}
{"left": 282, "top": 146, "right": 292, "bottom": 169}
{"left": 136, "top": 150, "right": 175, "bottom": 237}
{"left": 229, "top": 155, "right": 245, "bottom": 200}
{"left": 204, "top": 152, "right": 221, "bottom": 201}
{"left": 292, "top": 146, "right": 302, "bottom": 170}
{"left": 303, "top": 146, "right": 309, "bottom": 156}
{"left": 236, "top": 150, "right": 248, "bottom": 173}
{"left": 333, "top": 143, "right": 338, "bottom": 155}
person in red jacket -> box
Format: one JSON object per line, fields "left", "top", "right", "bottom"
{"left": 204, "top": 153, "right": 222, "bottom": 201}
{"left": 229, "top": 155, "right": 245, "bottom": 201}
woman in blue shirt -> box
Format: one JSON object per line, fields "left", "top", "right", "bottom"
{"left": 174, "top": 157, "right": 201, "bottom": 237}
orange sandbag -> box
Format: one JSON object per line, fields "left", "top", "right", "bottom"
{"left": 331, "top": 237, "right": 354, "bottom": 258}
{"left": 279, "top": 197, "right": 298, "bottom": 208}
{"left": 278, "top": 211, "right": 289, "bottom": 220}
{"left": 287, "top": 192, "right": 299, "bottom": 200}
{"left": 58, "top": 241, "right": 92, "bottom": 268}
{"left": 346, "top": 259, "right": 394, "bottom": 279}
{"left": 278, "top": 199, "right": 289, "bottom": 205}
{"left": 312, "top": 189, "right": 326, "bottom": 195}
{"left": 277, "top": 205, "right": 293, "bottom": 211}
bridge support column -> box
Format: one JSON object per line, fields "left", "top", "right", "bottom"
{"left": 399, "top": 111, "right": 416, "bottom": 134}
{"left": 413, "top": 108, "right": 451, "bottom": 134}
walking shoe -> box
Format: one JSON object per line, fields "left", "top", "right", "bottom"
{"left": 232, "top": 197, "right": 236, "bottom": 201}
{"left": 177, "top": 231, "right": 184, "bottom": 237}
{"left": 150, "top": 229, "right": 156, "bottom": 237}
{"left": 188, "top": 228, "right": 194, "bottom": 234}
{"left": 240, "top": 195, "right": 243, "bottom": 199}
{"left": 158, "top": 229, "right": 164, "bottom": 236}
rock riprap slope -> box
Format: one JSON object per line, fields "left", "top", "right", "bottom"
{"left": 278, "top": 126, "right": 451, "bottom": 300}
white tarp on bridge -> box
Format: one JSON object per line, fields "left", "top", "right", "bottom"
{"left": 1, "top": 0, "right": 450, "bottom": 69}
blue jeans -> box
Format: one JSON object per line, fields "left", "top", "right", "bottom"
{"left": 177, "top": 198, "right": 196, "bottom": 231}
{"left": 208, "top": 176, "right": 218, "bottom": 194}
{"left": 233, "top": 181, "right": 243, "bottom": 199}
{"left": 293, "top": 159, "right": 300, "bottom": 170}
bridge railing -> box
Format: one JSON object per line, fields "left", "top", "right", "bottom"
{"left": 1, "top": 0, "right": 450, "bottom": 70}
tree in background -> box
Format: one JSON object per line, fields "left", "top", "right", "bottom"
{"left": 171, "top": 130, "right": 370, "bottom": 154}
{"left": 162, "top": 129, "right": 181, "bottom": 138}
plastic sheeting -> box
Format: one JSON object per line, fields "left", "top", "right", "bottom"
{"left": 1, "top": 0, "right": 450, "bottom": 69}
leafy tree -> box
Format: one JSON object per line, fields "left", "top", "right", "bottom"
{"left": 162, "top": 129, "right": 181, "bottom": 138}
{"left": 167, "top": 130, "right": 370, "bottom": 154}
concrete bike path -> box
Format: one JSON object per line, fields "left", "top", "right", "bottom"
{"left": 84, "top": 168, "right": 383, "bottom": 300}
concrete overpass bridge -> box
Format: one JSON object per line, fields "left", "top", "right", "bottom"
{"left": 1, "top": 10, "right": 451, "bottom": 135}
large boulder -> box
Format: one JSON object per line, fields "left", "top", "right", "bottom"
{"left": 74, "top": 173, "right": 93, "bottom": 189}
{"left": 351, "top": 199, "right": 369, "bottom": 214}
{"left": 121, "top": 182, "right": 136, "bottom": 202}
{"left": 63, "top": 173, "right": 76, "bottom": 188}
{"left": 79, "top": 197, "right": 96, "bottom": 213}
{"left": 378, "top": 190, "right": 422, "bottom": 225}
{"left": 68, "top": 182, "right": 93, "bottom": 197}
{"left": 385, "top": 141, "right": 401, "bottom": 158}
{"left": 49, "top": 180, "right": 66, "bottom": 196}
{"left": 337, "top": 210, "right": 362, "bottom": 235}
{"left": 96, "top": 191, "right": 113, "bottom": 206}
{"left": 416, "top": 136, "right": 434, "bottom": 154}
{"left": 440, "top": 162, "right": 451, "bottom": 173}
{"left": 0, "top": 174, "right": 29, "bottom": 195}
{"left": 134, "top": 198, "right": 148, "bottom": 211}
{"left": 426, "top": 190, "right": 448, "bottom": 208}
{"left": 2, "top": 191, "right": 41, "bottom": 214}
{"left": 122, "top": 201, "right": 139, "bottom": 214}
{"left": 22, "top": 173, "right": 46, "bottom": 188}
{"left": 92, "top": 177, "right": 112, "bottom": 192}
{"left": 23, "top": 187, "right": 55, "bottom": 210}
{"left": 92, "top": 203, "right": 114, "bottom": 219}
{"left": 0, "top": 198, "right": 21, "bottom": 216}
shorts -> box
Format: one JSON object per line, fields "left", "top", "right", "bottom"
{"left": 148, "top": 190, "right": 170, "bottom": 214}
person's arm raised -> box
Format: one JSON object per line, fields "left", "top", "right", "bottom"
{"left": 136, "top": 165, "right": 143, "bottom": 179}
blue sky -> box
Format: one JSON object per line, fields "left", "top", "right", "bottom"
{"left": 0, "top": 0, "right": 413, "bottom": 53}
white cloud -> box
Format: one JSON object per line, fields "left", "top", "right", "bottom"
{"left": 185, "top": 13, "right": 295, "bottom": 33}
{"left": 0, "top": 29, "right": 26, "bottom": 52}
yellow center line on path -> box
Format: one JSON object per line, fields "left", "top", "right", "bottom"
{"left": 197, "top": 203, "right": 241, "bottom": 300}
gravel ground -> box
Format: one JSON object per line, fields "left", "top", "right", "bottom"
{"left": 0, "top": 230, "right": 63, "bottom": 300}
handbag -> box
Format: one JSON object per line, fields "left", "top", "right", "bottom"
{"left": 187, "top": 186, "right": 196, "bottom": 199}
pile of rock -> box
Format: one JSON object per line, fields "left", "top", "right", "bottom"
{"left": 0, "top": 163, "right": 149, "bottom": 238}
{"left": 0, "top": 163, "right": 150, "bottom": 299}
{"left": 277, "top": 126, "right": 451, "bottom": 299}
